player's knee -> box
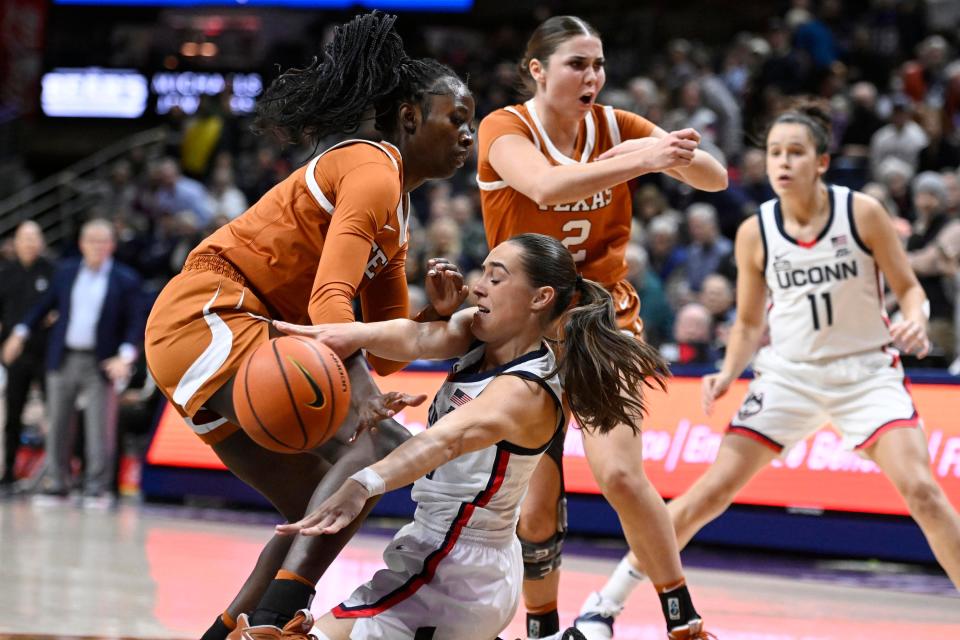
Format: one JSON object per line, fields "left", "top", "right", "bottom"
{"left": 594, "top": 464, "right": 647, "bottom": 504}
{"left": 899, "top": 478, "right": 945, "bottom": 519}
{"left": 520, "top": 531, "right": 564, "bottom": 580}
{"left": 518, "top": 509, "right": 558, "bottom": 543}
{"left": 519, "top": 496, "right": 567, "bottom": 580}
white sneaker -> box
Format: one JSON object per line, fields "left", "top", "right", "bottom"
{"left": 81, "top": 493, "right": 116, "bottom": 510}
{"left": 573, "top": 592, "right": 624, "bottom": 640}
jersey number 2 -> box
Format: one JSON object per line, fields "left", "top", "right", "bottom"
{"left": 561, "top": 219, "right": 591, "bottom": 262}
{"left": 807, "top": 292, "right": 833, "bottom": 330}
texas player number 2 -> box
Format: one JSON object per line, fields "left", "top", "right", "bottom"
{"left": 561, "top": 219, "right": 591, "bottom": 262}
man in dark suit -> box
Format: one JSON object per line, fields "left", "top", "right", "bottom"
{"left": 2, "top": 219, "right": 144, "bottom": 506}
{"left": 0, "top": 221, "right": 55, "bottom": 491}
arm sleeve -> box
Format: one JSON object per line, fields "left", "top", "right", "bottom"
{"left": 615, "top": 109, "right": 656, "bottom": 140}
{"left": 307, "top": 161, "right": 400, "bottom": 325}
{"left": 359, "top": 244, "right": 410, "bottom": 375}
{"left": 478, "top": 109, "right": 536, "bottom": 164}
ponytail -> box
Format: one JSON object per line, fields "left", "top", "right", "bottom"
{"left": 556, "top": 277, "right": 670, "bottom": 435}
{"left": 506, "top": 232, "right": 669, "bottom": 435}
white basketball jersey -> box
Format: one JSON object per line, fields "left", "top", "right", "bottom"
{"left": 759, "top": 185, "right": 891, "bottom": 361}
{"left": 412, "top": 342, "right": 564, "bottom": 540}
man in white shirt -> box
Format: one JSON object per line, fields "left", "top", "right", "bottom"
{"left": 2, "top": 219, "right": 144, "bottom": 506}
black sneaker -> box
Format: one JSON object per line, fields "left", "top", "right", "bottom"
{"left": 561, "top": 628, "right": 588, "bottom": 640}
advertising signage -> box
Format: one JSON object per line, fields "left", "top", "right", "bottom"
{"left": 146, "top": 371, "right": 960, "bottom": 517}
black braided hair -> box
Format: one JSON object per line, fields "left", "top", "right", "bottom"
{"left": 253, "top": 11, "right": 462, "bottom": 145}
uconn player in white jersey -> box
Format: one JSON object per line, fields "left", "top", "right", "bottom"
{"left": 266, "top": 234, "right": 669, "bottom": 640}
{"left": 582, "top": 103, "right": 960, "bottom": 629}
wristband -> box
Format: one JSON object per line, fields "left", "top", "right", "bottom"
{"left": 922, "top": 300, "right": 931, "bottom": 320}
{"left": 349, "top": 467, "right": 386, "bottom": 497}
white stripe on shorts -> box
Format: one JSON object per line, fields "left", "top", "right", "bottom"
{"left": 172, "top": 286, "right": 234, "bottom": 410}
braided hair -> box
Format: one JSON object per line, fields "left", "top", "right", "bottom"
{"left": 254, "top": 11, "right": 462, "bottom": 145}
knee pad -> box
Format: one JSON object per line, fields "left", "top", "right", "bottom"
{"left": 520, "top": 496, "right": 568, "bottom": 580}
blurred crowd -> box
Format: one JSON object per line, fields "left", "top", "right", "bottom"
{"left": 5, "top": 0, "right": 960, "bottom": 377}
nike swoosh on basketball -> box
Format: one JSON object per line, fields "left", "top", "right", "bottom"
{"left": 288, "top": 357, "right": 326, "bottom": 409}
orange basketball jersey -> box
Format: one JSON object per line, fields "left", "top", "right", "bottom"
{"left": 477, "top": 101, "right": 654, "bottom": 288}
{"left": 190, "top": 139, "right": 412, "bottom": 326}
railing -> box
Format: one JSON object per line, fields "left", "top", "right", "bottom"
{"left": 0, "top": 126, "right": 169, "bottom": 247}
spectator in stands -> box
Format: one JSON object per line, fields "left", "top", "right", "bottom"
{"left": 646, "top": 214, "right": 687, "bottom": 285}
{"left": 448, "top": 193, "right": 486, "bottom": 273}
{"left": 917, "top": 106, "right": 960, "bottom": 173}
{"left": 424, "top": 217, "right": 465, "bottom": 269}
{"left": 907, "top": 172, "right": 958, "bottom": 362}
{"left": 153, "top": 157, "right": 213, "bottom": 226}
{"left": 699, "top": 273, "right": 735, "bottom": 354}
{"left": 240, "top": 146, "right": 287, "bottom": 203}
{"left": 942, "top": 170, "right": 960, "bottom": 218}
{"left": 663, "top": 80, "right": 719, "bottom": 154}
{"left": 660, "top": 302, "right": 716, "bottom": 365}
{"left": 840, "top": 82, "right": 884, "bottom": 159}
{"left": 625, "top": 242, "right": 673, "bottom": 347}
{"left": 691, "top": 47, "right": 743, "bottom": 162}
{"left": 876, "top": 155, "right": 915, "bottom": 220}
{"left": 870, "top": 95, "right": 929, "bottom": 178}
{"left": 2, "top": 219, "right": 145, "bottom": 507}
{"left": 181, "top": 95, "right": 226, "bottom": 181}
{"left": 206, "top": 166, "right": 249, "bottom": 221}
{"left": 685, "top": 202, "right": 732, "bottom": 292}
{"left": 734, "top": 148, "right": 776, "bottom": 214}
{"left": 633, "top": 183, "right": 670, "bottom": 226}
{"left": 626, "top": 76, "right": 661, "bottom": 120}
{"left": 0, "top": 222, "right": 54, "bottom": 492}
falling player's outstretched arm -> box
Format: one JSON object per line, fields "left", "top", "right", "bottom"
{"left": 275, "top": 308, "right": 476, "bottom": 364}
{"left": 276, "top": 376, "right": 557, "bottom": 536}
{"left": 702, "top": 216, "right": 768, "bottom": 414}
{"left": 852, "top": 192, "right": 930, "bottom": 357}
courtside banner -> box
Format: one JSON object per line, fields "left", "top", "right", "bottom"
{"left": 147, "top": 373, "right": 960, "bottom": 516}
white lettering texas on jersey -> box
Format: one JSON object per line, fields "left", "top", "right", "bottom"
{"left": 759, "top": 185, "right": 892, "bottom": 361}
{"left": 412, "top": 342, "right": 564, "bottom": 540}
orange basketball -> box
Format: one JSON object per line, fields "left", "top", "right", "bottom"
{"left": 232, "top": 336, "right": 351, "bottom": 453}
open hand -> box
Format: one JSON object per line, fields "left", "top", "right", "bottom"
{"left": 352, "top": 391, "right": 427, "bottom": 443}
{"left": 425, "top": 258, "right": 468, "bottom": 318}
{"left": 275, "top": 480, "right": 369, "bottom": 536}
{"left": 889, "top": 319, "right": 930, "bottom": 359}
{"left": 273, "top": 321, "right": 366, "bottom": 360}
{"left": 701, "top": 371, "right": 733, "bottom": 416}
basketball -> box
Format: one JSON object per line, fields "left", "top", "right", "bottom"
{"left": 232, "top": 336, "right": 351, "bottom": 453}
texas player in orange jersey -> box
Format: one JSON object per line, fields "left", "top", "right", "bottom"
{"left": 477, "top": 16, "right": 727, "bottom": 640}
{"left": 143, "top": 12, "right": 473, "bottom": 640}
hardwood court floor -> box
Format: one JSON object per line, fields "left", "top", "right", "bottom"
{"left": 0, "top": 499, "right": 957, "bottom": 639}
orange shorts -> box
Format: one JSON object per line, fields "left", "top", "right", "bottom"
{"left": 145, "top": 255, "right": 271, "bottom": 444}
{"left": 610, "top": 279, "right": 643, "bottom": 337}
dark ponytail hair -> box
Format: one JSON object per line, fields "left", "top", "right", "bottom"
{"left": 517, "top": 15, "right": 600, "bottom": 98}
{"left": 766, "top": 97, "right": 833, "bottom": 155}
{"left": 508, "top": 233, "right": 670, "bottom": 436}
{"left": 254, "top": 11, "right": 463, "bottom": 145}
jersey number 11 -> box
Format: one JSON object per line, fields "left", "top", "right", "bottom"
{"left": 807, "top": 292, "right": 834, "bottom": 330}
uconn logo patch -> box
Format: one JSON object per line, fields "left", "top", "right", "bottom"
{"left": 738, "top": 392, "right": 764, "bottom": 419}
